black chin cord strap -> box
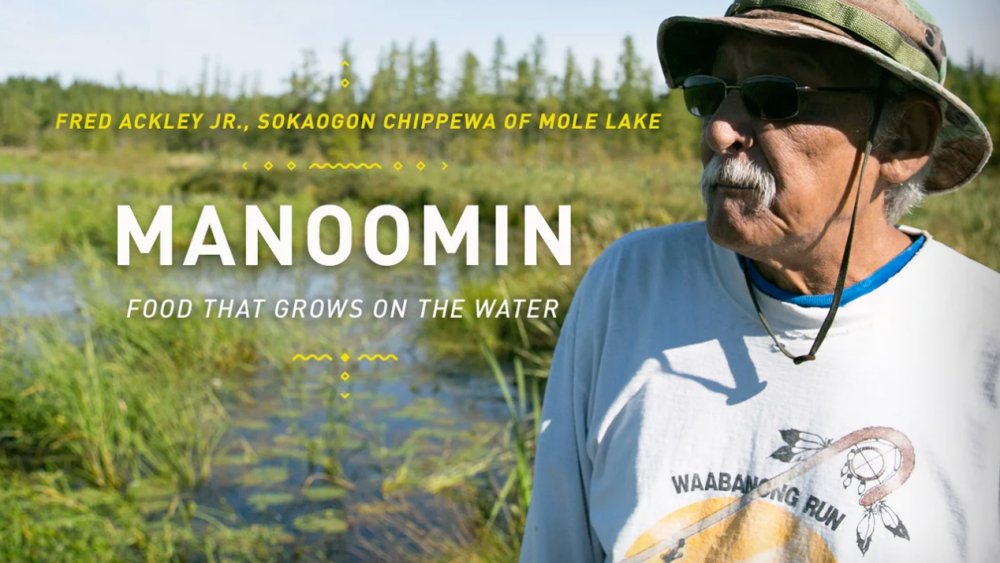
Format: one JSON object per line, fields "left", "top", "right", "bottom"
{"left": 743, "top": 72, "right": 890, "bottom": 365}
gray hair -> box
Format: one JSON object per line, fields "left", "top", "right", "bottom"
{"left": 870, "top": 90, "right": 943, "bottom": 224}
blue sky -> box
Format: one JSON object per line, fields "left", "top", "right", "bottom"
{"left": 2, "top": 0, "right": 996, "bottom": 95}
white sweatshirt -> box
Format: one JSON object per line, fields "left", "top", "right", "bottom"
{"left": 519, "top": 221, "right": 1000, "bottom": 563}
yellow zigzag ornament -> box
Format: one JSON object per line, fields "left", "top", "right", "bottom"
{"left": 292, "top": 354, "right": 333, "bottom": 361}
{"left": 357, "top": 354, "right": 398, "bottom": 362}
{"left": 309, "top": 162, "right": 382, "bottom": 170}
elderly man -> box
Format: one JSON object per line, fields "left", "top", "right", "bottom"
{"left": 519, "top": 1, "right": 998, "bottom": 562}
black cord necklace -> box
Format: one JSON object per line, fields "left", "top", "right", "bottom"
{"left": 742, "top": 72, "right": 890, "bottom": 365}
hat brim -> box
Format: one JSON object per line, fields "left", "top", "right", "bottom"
{"left": 657, "top": 15, "right": 993, "bottom": 193}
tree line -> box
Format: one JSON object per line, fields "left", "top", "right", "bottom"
{"left": 0, "top": 36, "right": 996, "bottom": 168}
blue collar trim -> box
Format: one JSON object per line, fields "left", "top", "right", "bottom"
{"left": 740, "top": 234, "right": 926, "bottom": 308}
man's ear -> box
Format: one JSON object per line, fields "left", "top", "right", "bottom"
{"left": 879, "top": 96, "right": 942, "bottom": 184}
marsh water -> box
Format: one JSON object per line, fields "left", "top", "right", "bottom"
{"left": 1, "top": 255, "right": 512, "bottom": 560}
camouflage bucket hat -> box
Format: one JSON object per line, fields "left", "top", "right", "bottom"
{"left": 657, "top": 0, "right": 994, "bottom": 193}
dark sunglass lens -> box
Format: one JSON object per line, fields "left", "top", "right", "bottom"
{"left": 682, "top": 76, "right": 726, "bottom": 118}
{"left": 742, "top": 76, "right": 799, "bottom": 120}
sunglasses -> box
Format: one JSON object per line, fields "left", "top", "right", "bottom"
{"left": 680, "top": 75, "right": 873, "bottom": 121}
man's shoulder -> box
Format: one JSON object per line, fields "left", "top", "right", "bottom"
{"left": 563, "top": 221, "right": 711, "bottom": 339}
{"left": 909, "top": 236, "right": 1000, "bottom": 327}
{"left": 919, "top": 236, "right": 1000, "bottom": 294}
{"left": 571, "top": 221, "right": 711, "bottom": 306}
{"left": 590, "top": 221, "right": 709, "bottom": 271}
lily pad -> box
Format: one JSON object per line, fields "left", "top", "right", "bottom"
{"left": 247, "top": 492, "right": 295, "bottom": 510}
{"left": 371, "top": 396, "right": 399, "bottom": 409}
{"left": 301, "top": 380, "right": 325, "bottom": 391}
{"left": 214, "top": 454, "right": 253, "bottom": 467}
{"left": 275, "top": 532, "right": 297, "bottom": 544}
{"left": 128, "top": 478, "right": 178, "bottom": 501}
{"left": 273, "top": 434, "right": 302, "bottom": 447}
{"left": 293, "top": 510, "right": 348, "bottom": 534}
{"left": 259, "top": 446, "right": 310, "bottom": 461}
{"left": 302, "top": 486, "right": 348, "bottom": 502}
{"left": 387, "top": 398, "right": 451, "bottom": 421}
{"left": 319, "top": 422, "right": 350, "bottom": 434}
{"left": 471, "top": 420, "right": 502, "bottom": 434}
{"left": 234, "top": 419, "right": 271, "bottom": 431}
{"left": 239, "top": 466, "right": 289, "bottom": 487}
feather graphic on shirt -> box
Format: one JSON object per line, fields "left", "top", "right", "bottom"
{"left": 768, "top": 430, "right": 913, "bottom": 557}
{"left": 878, "top": 502, "right": 910, "bottom": 540}
{"left": 619, "top": 427, "right": 916, "bottom": 563}
{"left": 857, "top": 509, "right": 877, "bottom": 555}
{"left": 770, "top": 429, "right": 832, "bottom": 463}
{"left": 856, "top": 501, "right": 909, "bottom": 555}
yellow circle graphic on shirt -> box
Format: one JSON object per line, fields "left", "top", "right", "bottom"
{"left": 625, "top": 497, "right": 836, "bottom": 562}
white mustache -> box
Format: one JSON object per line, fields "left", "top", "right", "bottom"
{"left": 699, "top": 156, "right": 777, "bottom": 210}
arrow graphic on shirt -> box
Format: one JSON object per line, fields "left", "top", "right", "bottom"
{"left": 616, "top": 426, "right": 915, "bottom": 563}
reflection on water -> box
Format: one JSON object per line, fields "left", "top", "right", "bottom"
{"left": 0, "top": 257, "right": 509, "bottom": 561}
{"left": 0, "top": 261, "right": 83, "bottom": 318}
{"left": 0, "top": 173, "right": 40, "bottom": 185}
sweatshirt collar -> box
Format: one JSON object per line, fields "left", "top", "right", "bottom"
{"left": 707, "top": 224, "right": 931, "bottom": 334}
{"left": 741, "top": 234, "right": 926, "bottom": 308}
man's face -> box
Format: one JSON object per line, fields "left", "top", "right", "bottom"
{"left": 699, "top": 31, "right": 881, "bottom": 258}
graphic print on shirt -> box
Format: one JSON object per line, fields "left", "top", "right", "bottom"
{"left": 620, "top": 426, "right": 915, "bottom": 563}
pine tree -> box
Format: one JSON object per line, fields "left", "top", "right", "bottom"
{"left": 420, "top": 40, "right": 442, "bottom": 109}
{"left": 491, "top": 37, "right": 507, "bottom": 98}
{"left": 323, "top": 42, "right": 361, "bottom": 161}
{"left": 616, "top": 36, "right": 642, "bottom": 112}
{"left": 530, "top": 36, "right": 546, "bottom": 100}
{"left": 561, "top": 49, "right": 583, "bottom": 110}
{"left": 513, "top": 56, "right": 535, "bottom": 110}
{"left": 586, "top": 58, "right": 609, "bottom": 112}
{"left": 402, "top": 41, "right": 418, "bottom": 106}
{"left": 457, "top": 51, "right": 481, "bottom": 109}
